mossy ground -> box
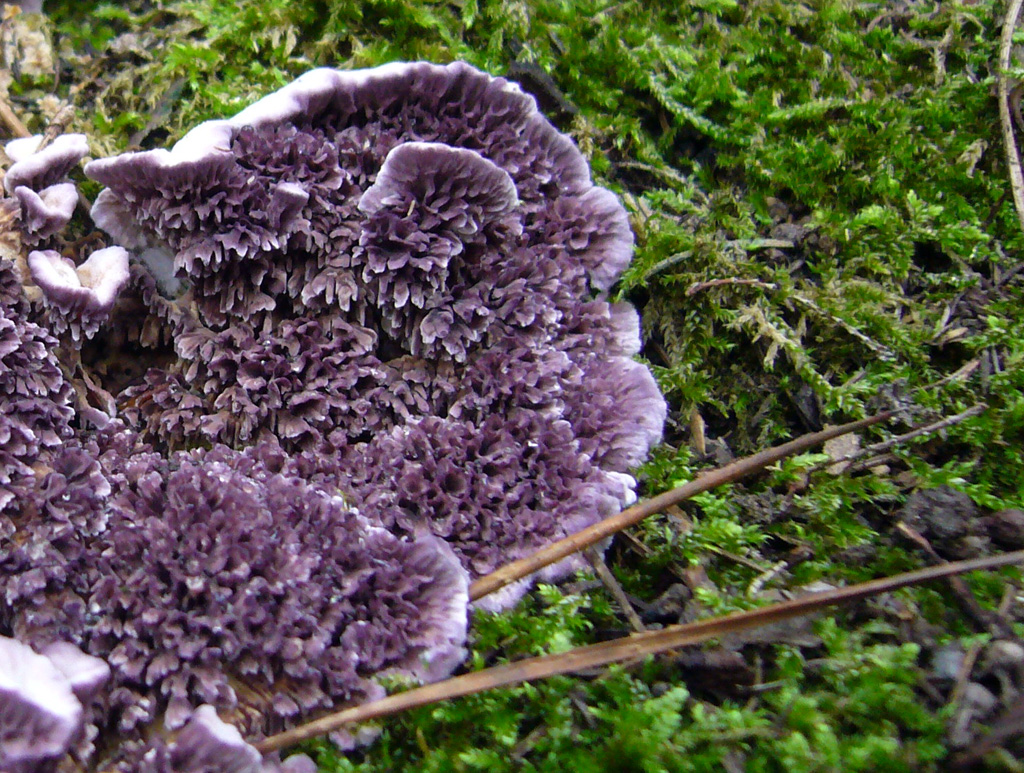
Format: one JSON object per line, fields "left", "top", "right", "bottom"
{"left": 10, "top": 0, "right": 1024, "bottom": 769}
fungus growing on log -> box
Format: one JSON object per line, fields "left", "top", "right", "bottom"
{"left": 4, "top": 134, "right": 88, "bottom": 194}
{"left": 2, "top": 434, "right": 468, "bottom": 770}
{"left": 0, "top": 636, "right": 103, "bottom": 771}
{"left": 0, "top": 254, "right": 75, "bottom": 522}
{"left": 137, "top": 705, "right": 316, "bottom": 773}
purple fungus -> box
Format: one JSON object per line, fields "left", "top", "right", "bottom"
{"left": 13, "top": 182, "right": 78, "bottom": 243}
{"left": 121, "top": 315, "right": 385, "bottom": 449}
{"left": 356, "top": 141, "right": 521, "bottom": 360}
{"left": 341, "top": 412, "right": 630, "bottom": 613}
{"left": 137, "top": 705, "right": 317, "bottom": 773}
{"left": 0, "top": 255, "right": 75, "bottom": 521}
{"left": 83, "top": 61, "right": 665, "bottom": 601}
{"left": 0, "top": 58, "right": 666, "bottom": 767}
{"left": 138, "top": 708, "right": 317, "bottom": 773}
{"left": 27, "top": 246, "right": 130, "bottom": 339}
{"left": 1, "top": 435, "right": 469, "bottom": 769}
{"left": 83, "top": 62, "right": 596, "bottom": 327}
{"left": 357, "top": 141, "right": 519, "bottom": 225}
{"left": 566, "top": 355, "right": 668, "bottom": 473}
{"left": 40, "top": 642, "right": 111, "bottom": 704}
{"left": 0, "top": 636, "right": 84, "bottom": 768}
{"left": 165, "top": 705, "right": 263, "bottom": 773}
{"left": 4, "top": 134, "right": 89, "bottom": 194}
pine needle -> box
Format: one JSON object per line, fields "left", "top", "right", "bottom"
{"left": 470, "top": 412, "right": 893, "bottom": 601}
{"left": 257, "top": 549, "right": 1024, "bottom": 753}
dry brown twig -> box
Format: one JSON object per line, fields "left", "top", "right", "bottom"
{"left": 584, "top": 546, "right": 647, "bottom": 633}
{"left": 470, "top": 412, "right": 894, "bottom": 601}
{"left": 256, "top": 550, "right": 1024, "bottom": 753}
{"left": 808, "top": 403, "right": 988, "bottom": 477}
{"left": 0, "top": 93, "right": 30, "bottom": 139}
{"left": 37, "top": 103, "right": 76, "bottom": 151}
{"left": 999, "top": 0, "right": 1024, "bottom": 233}
{"left": 787, "top": 293, "right": 896, "bottom": 361}
{"left": 686, "top": 277, "right": 780, "bottom": 296}
{"left": 896, "top": 521, "right": 1013, "bottom": 638}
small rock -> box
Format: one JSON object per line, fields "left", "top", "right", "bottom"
{"left": 950, "top": 533, "right": 991, "bottom": 561}
{"left": 930, "top": 642, "right": 965, "bottom": 683}
{"left": 982, "top": 639, "right": 1024, "bottom": 671}
{"left": 985, "top": 509, "right": 1024, "bottom": 549}
{"left": 834, "top": 543, "right": 878, "bottom": 566}
{"left": 768, "top": 222, "right": 810, "bottom": 245}
{"left": 705, "top": 437, "right": 734, "bottom": 467}
{"left": 643, "top": 583, "right": 691, "bottom": 624}
{"left": 950, "top": 682, "right": 999, "bottom": 748}
{"left": 898, "top": 486, "right": 982, "bottom": 558}
{"left": 962, "top": 681, "right": 998, "bottom": 712}
{"left": 980, "top": 639, "right": 1024, "bottom": 698}
{"left": 667, "top": 648, "right": 754, "bottom": 698}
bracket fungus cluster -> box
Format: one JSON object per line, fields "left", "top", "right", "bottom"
{"left": 5, "top": 135, "right": 88, "bottom": 246}
{"left": 0, "top": 61, "right": 666, "bottom": 770}
{"left": 2, "top": 132, "right": 130, "bottom": 341}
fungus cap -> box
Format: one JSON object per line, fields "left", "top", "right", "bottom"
{"left": 0, "top": 636, "right": 84, "bottom": 765}
{"left": 4, "top": 134, "right": 89, "bottom": 193}
{"left": 27, "top": 246, "right": 130, "bottom": 338}
{"left": 14, "top": 182, "right": 78, "bottom": 242}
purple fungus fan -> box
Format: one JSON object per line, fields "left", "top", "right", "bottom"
{"left": 356, "top": 141, "right": 522, "bottom": 360}
{"left": 40, "top": 641, "right": 112, "bottom": 705}
{"left": 0, "top": 636, "right": 85, "bottom": 770}
{"left": 156, "top": 704, "right": 263, "bottom": 773}
{"left": 0, "top": 256, "right": 75, "bottom": 521}
{"left": 27, "top": 246, "right": 130, "bottom": 339}
{"left": 84, "top": 61, "right": 666, "bottom": 601}
{"left": 137, "top": 704, "right": 317, "bottom": 773}
{"left": 0, "top": 58, "right": 667, "bottom": 768}
{"left": 4, "top": 134, "right": 89, "bottom": 194}
{"left": 13, "top": 182, "right": 78, "bottom": 244}
{"left": 1, "top": 436, "right": 469, "bottom": 769}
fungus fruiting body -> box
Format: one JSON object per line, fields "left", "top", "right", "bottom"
{"left": 13, "top": 182, "right": 78, "bottom": 243}
{"left": 0, "top": 636, "right": 86, "bottom": 770}
{"left": 0, "top": 61, "right": 666, "bottom": 770}
{"left": 139, "top": 705, "right": 317, "bottom": 773}
{"left": 27, "top": 246, "right": 130, "bottom": 338}
{"left": 85, "top": 61, "right": 666, "bottom": 593}
{"left": 2, "top": 132, "right": 135, "bottom": 340}
{"left": 4, "top": 134, "right": 89, "bottom": 194}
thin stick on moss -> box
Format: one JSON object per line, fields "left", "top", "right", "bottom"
{"left": 999, "top": 0, "right": 1024, "bottom": 233}
{"left": 256, "top": 549, "right": 1024, "bottom": 753}
{"left": 0, "top": 93, "right": 30, "bottom": 139}
{"left": 469, "top": 412, "right": 893, "bottom": 602}
{"left": 896, "top": 520, "right": 1012, "bottom": 637}
{"left": 36, "top": 103, "right": 76, "bottom": 151}
{"left": 584, "top": 546, "right": 646, "bottom": 633}
{"left": 806, "top": 403, "right": 988, "bottom": 476}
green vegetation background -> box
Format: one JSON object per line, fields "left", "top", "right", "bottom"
{"left": 24, "top": 0, "right": 1024, "bottom": 769}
